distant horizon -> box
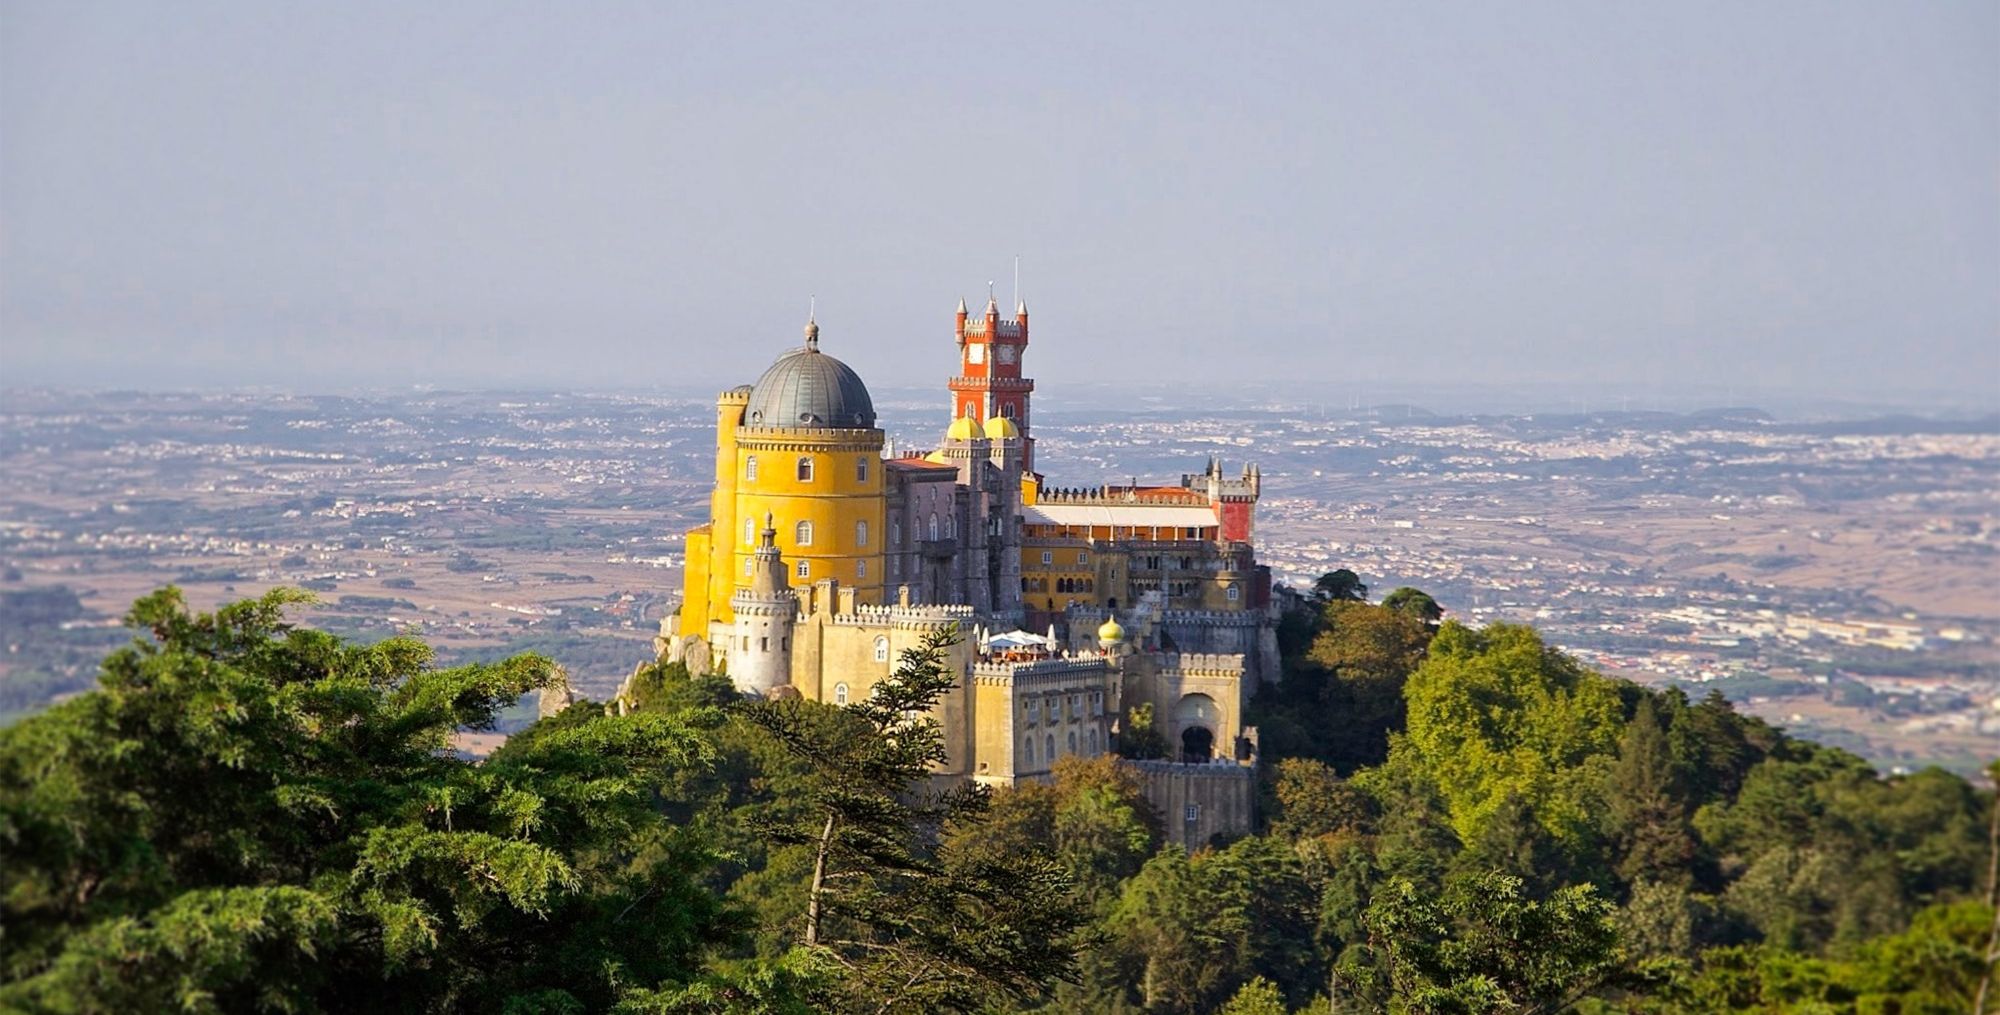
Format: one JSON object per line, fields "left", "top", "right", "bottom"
{"left": 6, "top": 377, "right": 1995, "bottom": 425}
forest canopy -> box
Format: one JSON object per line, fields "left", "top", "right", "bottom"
{"left": 0, "top": 584, "right": 1992, "bottom": 1014}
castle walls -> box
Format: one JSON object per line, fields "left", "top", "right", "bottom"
{"left": 1125, "top": 759, "right": 1256, "bottom": 851}
{"left": 970, "top": 657, "right": 1116, "bottom": 785}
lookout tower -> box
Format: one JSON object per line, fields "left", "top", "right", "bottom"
{"left": 949, "top": 294, "right": 1036, "bottom": 473}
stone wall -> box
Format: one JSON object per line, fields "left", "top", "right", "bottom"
{"left": 1125, "top": 759, "right": 1256, "bottom": 851}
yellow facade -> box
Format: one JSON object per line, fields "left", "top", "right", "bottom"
{"left": 680, "top": 403, "right": 887, "bottom": 638}
{"left": 729, "top": 431, "right": 886, "bottom": 606}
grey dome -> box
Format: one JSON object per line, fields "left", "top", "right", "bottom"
{"left": 745, "top": 341, "right": 876, "bottom": 429}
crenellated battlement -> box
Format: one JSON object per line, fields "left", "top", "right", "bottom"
{"left": 825, "top": 602, "right": 975, "bottom": 630}
{"left": 1158, "top": 609, "right": 1265, "bottom": 627}
{"left": 971, "top": 656, "right": 1110, "bottom": 686}
{"left": 1035, "top": 485, "right": 1207, "bottom": 506}
{"left": 1153, "top": 651, "right": 1247, "bottom": 675}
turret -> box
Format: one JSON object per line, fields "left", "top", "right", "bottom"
{"left": 729, "top": 514, "right": 797, "bottom": 695}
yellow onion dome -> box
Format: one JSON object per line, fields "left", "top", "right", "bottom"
{"left": 1097, "top": 617, "right": 1126, "bottom": 644}
{"left": 983, "top": 415, "right": 1020, "bottom": 439}
{"left": 946, "top": 416, "right": 979, "bottom": 441}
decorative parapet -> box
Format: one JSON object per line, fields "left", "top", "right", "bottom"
{"left": 733, "top": 426, "right": 885, "bottom": 451}
{"left": 826, "top": 602, "right": 975, "bottom": 631}
{"left": 1034, "top": 486, "right": 1208, "bottom": 506}
{"left": 1157, "top": 609, "right": 1263, "bottom": 627}
{"left": 1121, "top": 758, "right": 1256, "bottom": 775}
{"left": 970, "top": 656, "right": 1110, "bottom": 687}
{"left": 1151, "top": 651, "right": 1247, "bottom": 676}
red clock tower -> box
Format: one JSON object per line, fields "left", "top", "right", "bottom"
{"left": 948, "top": 294, "right": 1036, "bottom": 472}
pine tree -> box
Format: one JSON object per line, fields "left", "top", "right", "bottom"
{"left": 738, "top": 626, "right": 1087, "bottom": 1013}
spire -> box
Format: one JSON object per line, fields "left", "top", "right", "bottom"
{"left": 986, "top": 280, "right": 999, "bottom": 315}
{"left": 957, "top": 296, "right": 968, "bottom": 314}
{"left": 1016, "top": 299, "right": 1028, "bottom": 315}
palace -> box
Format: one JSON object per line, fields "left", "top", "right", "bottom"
{"left": 650, "top": 294, "right": 1276, "bottom": 847}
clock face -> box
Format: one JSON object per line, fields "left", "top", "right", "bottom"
{"left": 966, "top": 343, "right": 985, "bottom": 365}
{"left": 995, "top": 344, "right": 1016, "bottom": 365}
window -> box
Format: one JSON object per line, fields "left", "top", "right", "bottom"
{"left": 874, "top": 636, "right": 889, "bottom": 662}
{"left": 797, "top": 456, "right": 814, "bottom": 482}
{"left": 745, "top": 456, "right": 758, "bottom": 481}
{"left": 834, "top": 682, "right": 849, "bottom": 705}
{"left": 795, "top": 520, "right": 813, "bottom": 546}
{"left": 796, "top": 560, "right": 810, "bottom": 579}
{"left": 1226, "top": 586, "right": 1241, "bottom": 602}
{"left": 1089, "top": 727, "right": 1101, "bottom": 752}
{"left": 855, "top": 520, "right": 868, "bottom": 547}
{"left": 1045, "top": 734, "right": 1056, "bottom": 761}
{"left": 759, "top": 637, "right": 767, "bottom": 651}
{"left": 1023, "top": 737, "right": 1034, "bottom": 764}
{"left": 856, "top": 559, "right": 866, "bottom": 579}
{"left": 856, "top": 457, "right": 869, "bottom": 482}
{"left": 1185, "top": 803, "right": 1201, "bottom": 822}
{"left": 891, "top": 518, "right": 901, "bottom": 545}
{"left": 1067, "top": 730, "right": 1077, "bottom": 754}
{"left": 1041, "top": 551, "right": 1053, "bottom": 565}
{"left": 744, "top": 517, "right": 754, "bottom": 545}
{"left": 743, "top": 557, "right": 753, "bottom": 576}
{"left": 1078, "top": 551, "right": 1089, "bottom": 565}
{"left": 1001, "top": 403, "right": 1016, "bottom": 418}
{"left": 928, "top": 514, "right": 939, "bottom": 541}
{"left": 890, "top": 556, "right": 900, "bottom": 577}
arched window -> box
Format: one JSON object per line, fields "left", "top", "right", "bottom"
{"left": 855, "top": 520, "right": 868, "bottom": 547}
{"left": 795, "top": 520, "right": 813, "bottom": 546}
{"left": 1023, "top": 737, "right": 1035, "bottom": 764}
{"left": 873, "top": 636, "right": 889, "bottom": 662}
{"left": 928, "top": 514, "right": 939, "bottom": 541}
{"left": 855, "top": 457, "right": 869, "bottom": 482}
{"left": 945, "top": 515, "right": 954, "bottom": 538}
{"left": 856, "top": 559, "right": 866, "bottom": 579}
{"left": 1045, "top": 734, "right": 1057, "bottom": 761}
{"left": 796, "top": 456, "right": 814, "bottom": 482}
{"left": 1001, "top": 403, "right": 1016, "bottom": 419}
{"left": 795, "top": 560, "right": 810, "bottom": 579}
{"left": 745, "top": 456, "right": 758, "bottom": 481}
{"left": 1067, "top": 730, "right": 1077, "bottom": 754}
{"left": 890, "top": 518, "right": 901, "bottom": 545}
{"left": 834, "top": 682, "right": 849, "bottom": 705}
{"left": 1089, "top": 727, "right": 1101, "bottom": 753}
{"left": 744, "top": 517, "right": 754, "bottom": 545}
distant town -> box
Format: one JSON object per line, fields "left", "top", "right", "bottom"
{"left": 1, "top": 388, "right": 1993, "bottom": 775}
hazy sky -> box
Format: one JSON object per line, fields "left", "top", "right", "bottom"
{"left": 3, "top": 2, "right": 1995, "bottom": 404}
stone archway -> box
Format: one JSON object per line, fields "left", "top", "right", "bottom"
{"left": 1172, "top": 692, "right": 1220, "bottom": 763}
{"left": 1180, "top": 725, "right": 1214, "bottom": 763}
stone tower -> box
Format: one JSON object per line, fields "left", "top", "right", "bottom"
{"left": 728, "top": 514, "right": 796, "bottom": 695}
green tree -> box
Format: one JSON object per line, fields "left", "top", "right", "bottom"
{"left": 1376, "top": 622, "right": 1624, "bottom": 851}
{"left": 1119, "top": 701, "right": 1170, "bottom": 760}
{"left": 1272, "top": 758, "right": 1374, "bottom": 841}
{"left": 737, "top": 626, "right": 1087, "bottom": 1013}
{"left": 1217, "top": 976, "right": 1288, "bottom": 1015}
{"left": 0, "top": 587, "right": 745, "bottom": 1012}
{"left": 1312, "top": 570, "right": 1368, "bottom": 603}
{"left": 1365, "top": 871, "right": 1625, "bottom": 1014}
{"left": 1602, "top": 697, "right": 1696, "bottom": 887}
{"left": 1379, "top": 587, "right": 1443, "bottom": 627}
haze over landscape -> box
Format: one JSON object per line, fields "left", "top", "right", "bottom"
{"left": 3, "top": 1, "right": 1996, "bottom": 405}
{"left": 8, "top": 4, "right": 2000, "bottom": 1013}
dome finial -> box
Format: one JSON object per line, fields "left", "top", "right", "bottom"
{"left": 804, "top": 295, "right": 819, "bottom": 351}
